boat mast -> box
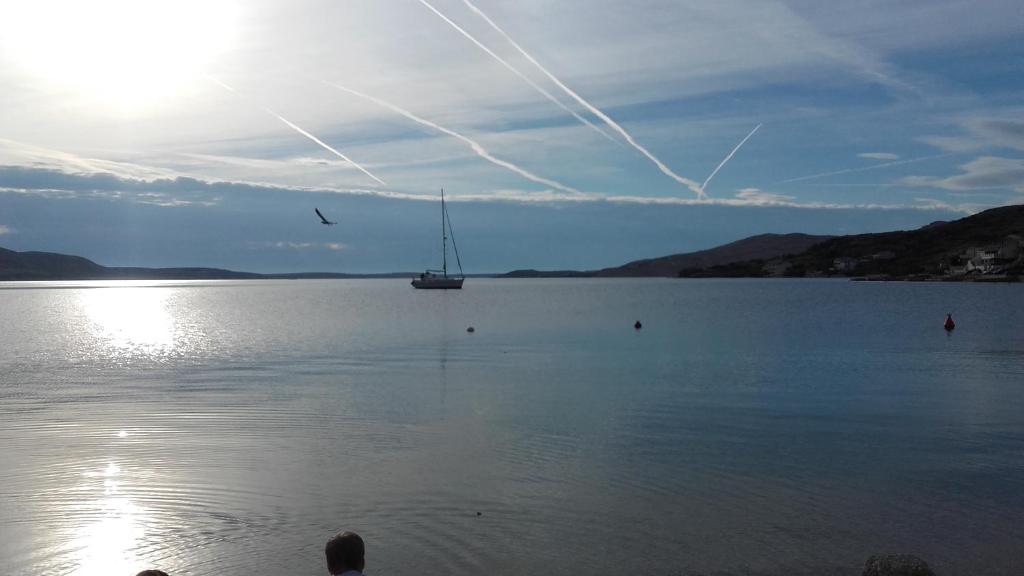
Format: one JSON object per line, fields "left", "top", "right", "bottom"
{"left": 441, "top": 188, "right": 448, "bottom": 277}
{"left": 445, "top": 195, "right": 465, "bottom": 279}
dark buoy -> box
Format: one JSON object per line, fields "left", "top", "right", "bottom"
{"left": 943, "top": 314, "right": 955, "bottom": 331}
{"left": 634, "top": 320, "right": 642, "bottom": 330}
{"left": 476, "top": 511, "right": 482, "bottom": 516}
{"left": 467, "top": 326, "right": 475, "bottom": 333}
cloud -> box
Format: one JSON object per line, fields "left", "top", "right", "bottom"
{"left": 0, "top": 163, "right": 982, "bottom": 216}
{"left": 253, "top": 241, "right": 348, "bottom": 251}
{"left": 921, "top": 116, "right": 1024, "bottom": 153}
{"left": 0, "top": 165, "right": 230, "bottom": 206}
{"left": 180, "top": 152, "right": 466, "bottom": 172}
{"left": 973, "top": 119, "right": 1024, "bottom": 151}
{"left": 0, "top": 138, "right": 179, "bottom": 181}
{"left": 0, "top": 224, "right": 14, "bottom": 235}
{"left": 134, "top": 192, "right": 215, "bottom": 207}
{"left": 601, "top": 193, "right": 971, "bottom": 213}
{"left": 858, "top": 152, "right": 900, "bottom": 161}
{"left": 901, "top": 156, "right": 1024, "bottom": 194}
{"left": 919, "top": 135, "right": 983, "bottom": 153}
{"left": 734, "top": 188, "right": 796, "bottom": 203}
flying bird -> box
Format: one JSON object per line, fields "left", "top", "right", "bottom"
{"left": 314, "top": 208, "right": 337, "bottom": 226}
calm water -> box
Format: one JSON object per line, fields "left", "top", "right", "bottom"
{"left": 1, "top": 279, "right": 1023, "bottom": 576}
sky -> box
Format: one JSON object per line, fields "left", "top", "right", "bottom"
{"left": 0, "top": 0, "right": 1021, "bottom": 273}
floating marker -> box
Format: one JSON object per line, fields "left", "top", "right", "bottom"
{"left": 634, "top": 320, "right": 642, "bottom": 330}
{"left": 944, "top": 314, "right": 955, "bottom": 331}
{"left": 467, "top": 326, "right": 475, "bottom": 333}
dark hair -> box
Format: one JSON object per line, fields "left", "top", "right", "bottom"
{"left": 325, "top": 531, "right": 365, "bottom": 574}
{"left": 136, "top": 571, "right": 169, "bottom": 576}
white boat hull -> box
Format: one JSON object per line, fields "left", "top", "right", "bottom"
{"left": 411, "top": 276, "right": 464, "bottom": 289}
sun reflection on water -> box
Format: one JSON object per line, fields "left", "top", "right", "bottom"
{"left": 80, "top": 287, "right": 181, "bottom": 358}
{"left": 67, "top": 462, "right": 149, "bottom": 576}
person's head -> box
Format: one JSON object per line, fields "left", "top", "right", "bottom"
{"left": 136, "top": 571, "right": 169, "bottom": 576}
{"left": 325, "top": 531, "right": 365, "bottom": 574}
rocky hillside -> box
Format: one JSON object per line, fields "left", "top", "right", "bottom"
{"left": 595, "top": 233, "right": 834, "bottom": 277}
{"left": 681, "top": 204, "right": 1024, "bottom": 280}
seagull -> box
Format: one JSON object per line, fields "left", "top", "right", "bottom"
{"left": 314, "top": 207, "right": 337, "bottom": 225}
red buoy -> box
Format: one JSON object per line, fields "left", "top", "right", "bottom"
{"left": 944, "top": 314, "right": 956, "bottom": 331}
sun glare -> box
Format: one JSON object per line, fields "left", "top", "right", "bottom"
{"left": 67, "top": 462, "right": 150, "bottom": 576}
{"left": 0, "top": 0, "right": 237, "bottom": 114}
{"left": 81, "top": 287, "right": 177, "bottom": 356}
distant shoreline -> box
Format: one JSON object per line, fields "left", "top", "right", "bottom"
{"left": 3, "top": 203, "right": 1021, "bottom": 282}
{"left": 3, "top": 275, "right": 1021, "bottom": 284}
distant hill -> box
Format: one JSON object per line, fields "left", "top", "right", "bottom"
{"left": 0, "top": 248, "right": 263, "bottom": 280}
{"left": 0, "top": 247, "right": 108, "bottom": 280}
{"left": 0, "top": 246, "right": 428, "bottom": 281}
{"left": 593, "top": 233, "right": 834, "bottom": 277}
{"left": 498, "top": 269, "right": 593, "bottom": 278}
{"left": 681, "top": 204, "right": 1024, "bottom": 280}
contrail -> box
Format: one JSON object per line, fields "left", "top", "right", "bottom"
{"left": 459, "top": 0, "right": 705, "bottom": 198}
{"left": 700, "top": 123, "right": 762, "bottom": 195}
{"left": 779, "top": 153, "right": 953, "bottom": 184}
{"left": 325, "top": 81, "right": 583, "bottom": 195}
{"left": 415, "top": 0, "right": 615, "bottom": 144}
{"left": 262, "top": 110, "right": 385, "bottom": 185}
{"left": 206, "top": 75, "right": 239, "bottom": 94}
{"left": 206, "top": 75, "right": 386, "bottom": 186}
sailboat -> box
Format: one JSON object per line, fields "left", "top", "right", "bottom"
{"left": 412, "top": 189, "right": 465, "bottom": 289}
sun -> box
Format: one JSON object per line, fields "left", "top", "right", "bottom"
{"left": 0, "top": 0, "right": 236, "bottom": 114}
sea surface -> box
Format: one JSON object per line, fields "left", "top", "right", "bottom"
{"left": 1, "top": 278, "right": 1023, "bottom": 576}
